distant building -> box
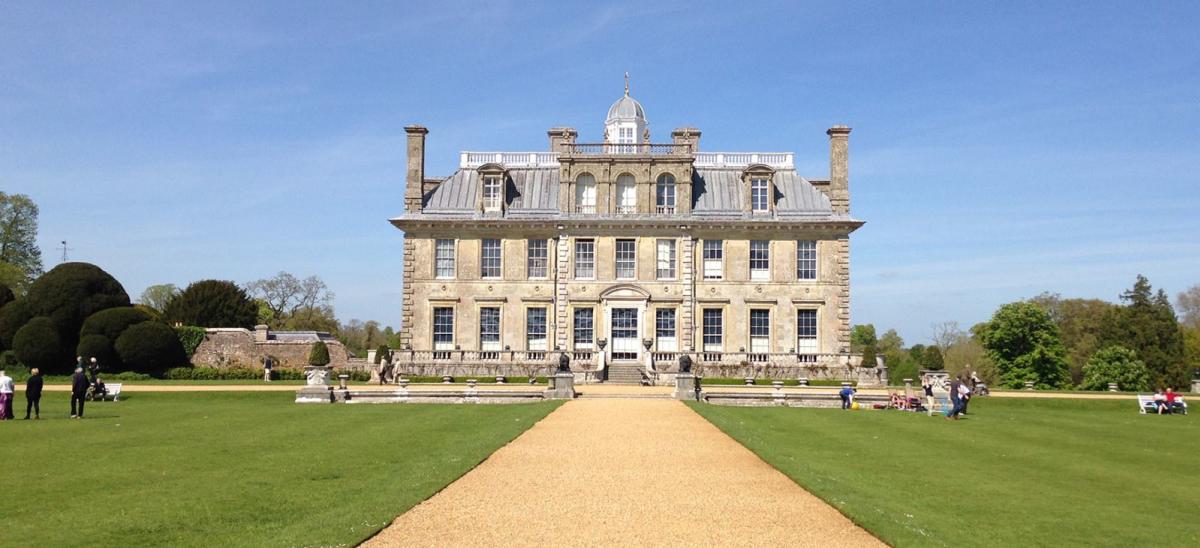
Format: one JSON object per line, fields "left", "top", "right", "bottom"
{"left": 391, "top": 83, "right": 868, "bottom": 383}
{"left": 191, "top": 325, "right": 350, "bottom": 369}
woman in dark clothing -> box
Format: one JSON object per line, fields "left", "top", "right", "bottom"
{"left": 70, "top": 367, "right": 89, "bottom": 419}
{"left": 24, "top": 367, "right": 43, "bottom": 420}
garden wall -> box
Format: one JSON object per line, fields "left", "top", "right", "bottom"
{"left": 191, "top": 328, "right": 350, "bottom": 369}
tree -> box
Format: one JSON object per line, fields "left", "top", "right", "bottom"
{"left": 13, "top": 317, "right": 71, "bottom": 374}
{"left": 975, "top": 301, "right": 1070, "bottom": 389}
{"left": 138, "top": 284, "right": 181, "bottom": 313}
{"left": 943, "top": 333, "right": 995, "bottom": 384}
{"left": 1099, "top": 275, "right": 1187, "bottom": 388}
{"left": 1177, "top": 284, "right": 1200, "bottom": 329}
{"left": 281, "top": 305, "right": 338, "bottom": 332}
{"left": 245, "top": 272, "right": 334, "bottom": 328}
{"left": 77, "top": 307, "right": 156, "bottom": 370}
{"left": 0, "top": 298, "right": 32, "bottom": 351}
{"left": 930, "top": 321, "right": 962, "bottom": 354}
{"left": 850, "top": 324, "right": 877, "bottom": 351}
{"left": 77, "top": 334, "right": 117, "bottom": 370}
{"left": 0, "top": 192, "right": 44, "bottom": 293}
{"left": 1028, "top": 292, "right": 1117, "bottom": 385}
{"left": 25, "top": 262, "right": 130, "bottom": 342}
{"left": 1081, "top": 346, "right": 1151, "bottom": 392}
{"left": 373, "top": 344, "right": 391, "bottom": 364}
{"left": 920, "top": 345, "right": 944, "bottom": 370}
{"left": 0, "top": 284, "right": 13, "bottom": 309}
{"left": 308, "top": 340, "right": 331, "bottom": 366}
{"left": 114, "top": 321, "right": 188, "bottom": 375}
{"left": 163, "top": 280, "right": 257, "bottom": 329}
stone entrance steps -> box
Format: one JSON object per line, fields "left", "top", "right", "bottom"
{"left": 605, "top": 364, "right": 646, "bottom": 385}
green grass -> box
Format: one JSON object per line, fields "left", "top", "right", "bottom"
{"left": 2, "top": 392, "right": 561, "bottom": 547}
{"left": 688, "top": 398, "right": 1199, "bottom": 547}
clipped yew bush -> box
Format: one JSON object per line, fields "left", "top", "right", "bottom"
{"left": 114, "top": 321, "right": 188, "bottom": 375}
{"left": 77, "top": 333, "right": 118, "bottom": 370}
{"left": 13, "top": 316, "right": 72, "bottom": 374}
{"left": 163, "top": 280, "right": 257, "bottom": 329}
{"left": 26, "top": 262, "right": 130, "bottom": 339}
{"left": 0, "top": 283, "right": 13, "bottom": 308}
{"left": 308, "top": 340, "right": 330, "bottom": 366}
{"left": 0, "top": 298, "right": 32, "bottom": 351}
{"left": 81, "top": 306, "right": 154, "bottom": 341}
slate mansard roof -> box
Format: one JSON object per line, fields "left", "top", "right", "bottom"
{"left": 414, "top": 166, "right": 840, "bottom": 221}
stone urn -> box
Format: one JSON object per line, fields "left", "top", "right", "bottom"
{"left": 304, "top": 366, "right": 331, "bottom": 386}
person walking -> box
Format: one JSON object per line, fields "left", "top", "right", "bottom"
{"left": 0, "top": 369, "right": 14, "bottom": 420}
{"left": 922, "top": 377, "right": 937, "bottom": 417}
{"left": 70, "top": 367, "right": 89, "bottom": 419}
{"left": 945, "top": 376, "right": 963, "bottom": 420}
{"left": 23, "top": 368, "right": 43, "bottom": 420}
{"left": 959, "top": 380, "right": 973, "bottom": 415}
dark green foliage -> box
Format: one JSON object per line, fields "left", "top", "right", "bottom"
{"left": 0, "top": 284, "right": 13, "bottom": 308}
{"left": 25, "top": 262, "right": 130, "bottom": 340}
{"left": 164, "top": 366, "right": 306, "bottom": 381}
{"left": 114, "top": 321, "right": 188, "bottom": 375}
{"left": 975, "top": 301, "right": 1071, "bottom": 389}
{"left": 850, "top": 324, "right": 878, "bottom": 368}
{"left": 76, "top": 334, "right": 117, "bottom": 370}
{"left": 920, "top": 346, "right": 945, "bottom": 370}
{"left": 80, "top": 306, "right": 154, "bottom": 341}
{"left": 308, "top": 340, "right": 330, "bottom": 366}
{"left": 13, "top": 316, "right": 71, "bottom": 374}
{"left": 1028, "top": 292, "right": 1118, "bottom": 384}
{"left": 1099, "top": 275, "right": 1188, "bottom": 388}
{"left": 1081, "top": 345, "right": 1151, "bottom": 391}
{"left": 163, "top": 280, "right": 257, "bottom": 329}
{"left": 886, "top": 355, "right": 920, "bottom": 385}
{"left": 0, "top": 298, "right": 32, "bottom": 350}
{"left": 373, "top": 344, "right": 391, "bottom": 364}
{"left": 175, "top": 325, "right": 206, "bottom": 359}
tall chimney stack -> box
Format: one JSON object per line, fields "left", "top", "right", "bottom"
{"left": 404, "top": 125, "right": 428, "bottom": 212}
{"left": 671, "top": 127, "right": 702, "bottom": 152}
{"left": 826, "top": 125, "right": 851, "bottom": 214}
{"left": 547, "top": 127, "right": 578, "bottom": 153}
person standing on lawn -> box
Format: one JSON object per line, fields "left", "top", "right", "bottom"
{"left": 922, "top": 376, "right": 937, "bottom": 417}
{"left": 959, "top": 379, "right": 973, "bottom": 416}
{"left": 70, "top": 367, "right": 89, "bottom": 419}
{"left": 945, "top": 376, "right": 963, "bottom": 420}
{"left": 0, "top": 369, "right": 14, "bottom": 420}
{"left": 88, "top": 357, "right": 101, "bottom": 383}
{"left": 23, "top": 368, "right": 43, "bottom": 420}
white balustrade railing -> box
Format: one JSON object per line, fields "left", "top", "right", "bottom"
{"left": 460, "top": 152, "right": 560, "bottom": 168}
{"left": 693, "top": 152, "right": 794, "bottom": 169}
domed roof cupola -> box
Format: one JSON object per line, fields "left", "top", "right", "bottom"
{"left": 604, "top": 73, "right": 648, "bottom": 145}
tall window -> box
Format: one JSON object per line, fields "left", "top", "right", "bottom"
{"left": 656, "top": 174, "right": 676, "bottom": 214}
{"left": 479, "top": 307, "right": 501, "bottom": 351}
{"left": 527, "top": 239, "right": 548, "bottom": 278}
{"left": 797, "top": 309, "right": 818, "bottom": 356}
{"left": 750, "top": 309, "right": 770, "bottom": 354}
{"left": 575, "top": 174, "right": 596, "bottom": 214}
{"left": 432, "top": 307, "right": 454, "bottom": 350}
{"left": 615, "top": 239, "right": 636, "bottom": 279}
{"left": 703, "top": 240, "right": 723, "bottom": 280}
{"left": 702, "top": 308, "right": 723, "bottom": 352}
{"left": 483, "top": 176, "right": 502, "bottom": 212}
{"left": 655, "top": 308, "right": 677, "bottom": 351}
{"left": 616, "top": 174, "right": 636, "bottom": 214}
{"left": 656, "top": 239, "right": 676, "bottom": 279}
{"left": 435, "top": 239, "right": 455, "bottom": 279}
{"left": 750, "top": 240, "right": 770, "bottom": 281}
{"left": 574, "top": 239, "right": 595, "bottom": 279}
{"left": 526, "top": 308, "right": 547, "bottom": 351}
{"left": 481, "top": 239, "right": 502, "bottom": 279}
{"left": 750, "top": 178, "right": 770, "bottom": 212}
{"left": 796, "top": 240, "right": 817, "bottom": 280}
{"left": 573, "top": 308, "right": 594, "bottom": 349}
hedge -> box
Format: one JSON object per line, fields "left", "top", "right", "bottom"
{"left": 0, "top": 299, "right": 33, "bottom": 351}
{"left": 114, "top": 321, "right": 188, "bottom": 375}
{"left": 13, "top": 316, "right": 71, "bottom": 374}
{"left": 165, "top": 366, "right": 307, "bottom": 381}
{"left": 25, "top": 262, "right": 130, "bottom": 340}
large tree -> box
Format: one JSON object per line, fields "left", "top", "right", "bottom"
{"left": 25, "top": 262, "right": 130, "bottom": 342}
{"left": 245, "top": 272, "right": 334, "bottom": 328}
{"left": 974, "top": 301, "right": 1070, "bottom": 389}
{"left": 0, "top": 192, "right": 44, "bottom": 293}
{"left": 138, "top": 283, "right": 181, "bottom": 313}
{"left": 1177, "top": 284, "right": 1200, "bottom": 329}
{"left": 1099, "top": 275, "right": 1187, "bottom": 388}
{"left": 1080, "top": 345, "right": 1151, "bottom": 392}
{"left": 1029, "top": 292, "right": 1118, "bottom": 384}
{"left": 163, "top": 280, "right": 258, "bottom": 329}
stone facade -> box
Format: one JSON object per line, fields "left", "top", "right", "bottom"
{"left": 391, "top": 89, "right": 867, "bottom": 382}
{"left": 191, "top": 326, "right": 350, "bottom": 369}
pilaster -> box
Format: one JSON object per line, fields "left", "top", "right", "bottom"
{"left": 399, "top": 235, "right": 417, "bottom": 349}
{"left": 554, "top": 233, "right": 571, "bottom": 350}
{"left": 680, "top": 233, "right": 695, "bottom": 352}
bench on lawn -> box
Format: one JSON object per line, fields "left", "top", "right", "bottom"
{"left": 1137, "top": 394, "right": 1187, "bottom": 415}
{"left": 88, "top": 383, "right": 122, "bottom": 402}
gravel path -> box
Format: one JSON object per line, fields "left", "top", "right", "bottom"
{"left": 364, "top": 399, "right": 883, "bottom": 547}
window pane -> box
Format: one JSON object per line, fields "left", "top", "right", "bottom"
{"left": 481, "top": 239, "right": 502, "bottom": 278}
{"left": 576, "top": 175, "right": 596, "bottom": 214}
{"left": 526, "top": 308, "right": 547, "bottom": 351}
{"left": 797, "top": 309, "right": 818, "bottom": 354}
{"left": 750, "top": 240, "right": 770, "bottom": 280}
{"left": 527, "top": 239, "right": 548, "bottom": 278}
{"left": 573, "top": 308, "right": 594, "bottom": 348}
{"left": 616, "top": 174, "right": 636, "bottom": 214}
{"left": 703, "top": 240, "right": 723, "bottom": 280}
{"left": 750, "top": 309, "right": 770, "bottom": 353}
{"left": 656, "top": 174, "right": 676, "bottom": 214}
{"left": 483, "top": 177, "right": 502, "bottom": 212}
{"left": 575, "top": 239, "right": 595, "bottom": 279}
{"left": 480, "top": 307, "right": 501, "bottom": 350}
{"left": 655, "top": 308, "right": 676, "bottom": 339}
{"left": 797, "top": 240, "right": 817, "bottom": 280}
{"left": 435, "top": 239, "right": 455, "bottom": 278}
{"left": 616, "top": 239, "right": 636, "bottom": 279}
{"left": 751, "top": 178, "right": 769, "bottom": 212}
{"left": 433, "top": 307, "right": 454, "bottom": 350}
{"left": 703, "top": 308, "right": 723, "bottom": 350}
{"left": 656, "top": 239, "right": 676, "bottom": 279}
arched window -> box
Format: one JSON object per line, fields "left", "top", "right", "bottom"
{"left": 616, "top": 174, "right": 636, "bottom": 214}
{"left": 575, "top": 174, "right": 596, "bottom": 214}
{"left": 655, "top": 174, "right": 676, "bottom": 214}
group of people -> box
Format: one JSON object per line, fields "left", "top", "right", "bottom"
{"left": 378, "top": 357, "right": 396, "bottom": 385}
{"left": 921, "top": 373, "right": 977, "bottom": 420}
{"left": 1150, "top": 388, "right": 1185, "bottom": 414}
{"left": 0, "top": 367, "right": 41, "bottom": 420}
{"left": 0, "top": 356, "right": 106, "bottom": 421}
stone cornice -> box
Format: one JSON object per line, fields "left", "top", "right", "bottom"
{"left": 391, "top": 216, "right": 864, "bottom": 234}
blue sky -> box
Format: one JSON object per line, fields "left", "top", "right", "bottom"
{"left": 3, "top": 1, "right": 1198, "bottom": 344}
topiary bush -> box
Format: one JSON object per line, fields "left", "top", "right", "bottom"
{"left": 13, "top": 316, "right": 71, "bottom": 374}
{"left": 175, "top": 325, "right": 206, "bottom": 359}
{"left": 0, "top": 298, "right": 32, "bottom": 351}
{"left": 373, "top": 344, "right": 391, "bottom": 364}
{"left": 76, "top": 333, "right": 117, "bottom": 370}
{"left": 0, "top": 283, "right": 13, "bottom": 309}
{"left": 114, "top": 321, "right": 188, "bottom": 375}
{"left": 81, "top": 306, "right": 154, "bottom": 341}
{"left": 25, "top": 262, "right": 130, "bottom": 342}
{"left": 308, "top": 340, "right": 330, "bottom": 366}
{"left": 163, "top": 280, "right": 257, "bottom": 329}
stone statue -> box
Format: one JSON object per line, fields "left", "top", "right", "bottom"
{"left": 678, "top": 354, "right": 693, "bottom": 374}
{"left": 557, "top": 352, "right": 571, "bottom": 373}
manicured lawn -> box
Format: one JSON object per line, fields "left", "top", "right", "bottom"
{"left": 1, "top": 392, "right": 561, "bottom": 547}
{"left": 689, "top": 398, "right": 1199, "bottom": 547}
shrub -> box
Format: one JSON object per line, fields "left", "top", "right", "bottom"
{"left": 163, "top": 280, "right": 257, "bottom": 329}
{"left": 0, "top": 283, "right": 13, "bottom": 309}
{"left": 80, "top": 307, "right": 154, "bottom": 341}
{"left": 13, "top": 316, "right": 71, "bottom": 374}
{"left": 0, "top": 349, "right": 18, "bottom": 366}
{"left": 175, "top": 325, "right": 206, "bottom": 359}
{"left": 308, "top": 341, "right": 330, "bottom": 366}
{"left": 114, "top": 321, "right": 188, "bottom": 375}
{"left": 25, "top": 262, "right": 130, "bottom": 341}
{"left": 373, "top": 344, "right": 391, "bottom": 364}
{"left": 1081, "top": 345, "right": 1152, "bottom": 392}
{"left": 164, "top": 365, "right": 305, "bottom": 381}
{"left": 77, "top": 334, "right": 117, "bottom": 370}
{"left": 0, "top": 298, "right": 33, "bottom": 351}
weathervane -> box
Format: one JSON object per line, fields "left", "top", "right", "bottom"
{"left": 59, "top": 240, "right": 72, "bottom": 263}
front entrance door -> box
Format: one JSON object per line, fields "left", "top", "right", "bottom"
{"left": 610, "top": 307, "right": 640, "bottom": 361}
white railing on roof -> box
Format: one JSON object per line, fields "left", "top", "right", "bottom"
{"left": 694, "top": 152, "right": 794, "bottom": 169}
{"left": 460, "top": 152, "right": 560, "bottom": 168}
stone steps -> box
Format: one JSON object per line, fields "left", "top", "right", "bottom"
{"left": 606, "top": 365, "right": 646, "bottom": 385}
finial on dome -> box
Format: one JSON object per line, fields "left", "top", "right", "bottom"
{"left": 624, "top": 72, "right": 630, "bottom": 96}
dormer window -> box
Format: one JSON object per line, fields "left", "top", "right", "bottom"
{"left": 656, "top": 174, "right": 676, "bottom": 214}
{"left": 616, "top": 174, "right": 636, "bottom": 214}
{"left": 482, "top": 176, "right": 503, "bottom": 212}
{"left": 750, "top": 178, "right": 770, "bottom": 212}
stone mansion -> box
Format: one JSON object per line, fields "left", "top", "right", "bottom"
{"left": 391, "top": 86, "right": 867, "bottom": 383}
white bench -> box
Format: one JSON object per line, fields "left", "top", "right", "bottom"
{"left": 1138, "top": 394, "right": 1186, "bottom": 414}
{"left": 89, "top": 383, "right": 122, "bottom": 401}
